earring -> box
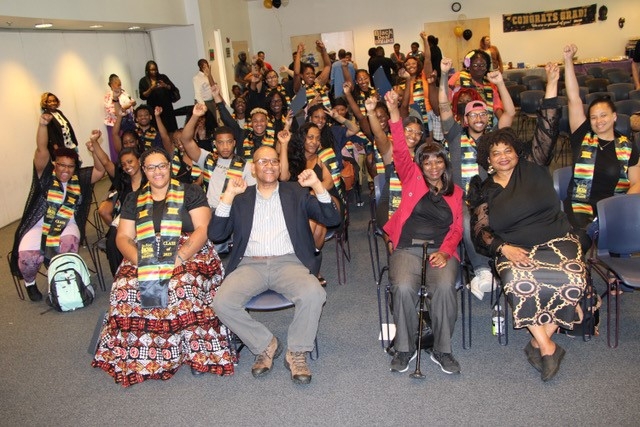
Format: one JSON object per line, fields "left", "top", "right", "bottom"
{"left": 487, "top": 164, "right": 495, "bottom": 174}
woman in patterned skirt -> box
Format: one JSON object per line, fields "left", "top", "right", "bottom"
{"left": 468, "top": 63, "right": 587, "bottom": 382}
{"left": 92, "top": 147, "right": 234, "bottom": 387}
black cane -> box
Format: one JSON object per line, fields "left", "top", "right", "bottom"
{"left": 410, "top": 240, "right": 431, "bottom": 379}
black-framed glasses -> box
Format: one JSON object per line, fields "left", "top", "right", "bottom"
{"left": 471, "top": 63, "right": 487, "bottom": 69}
{"left": 143, "top": 162, "right": 170, "bottom": 172}
{"left": 467, "top": 112, "right": 488, "bottom": 119}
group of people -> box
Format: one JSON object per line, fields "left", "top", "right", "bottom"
{"left": 10, "top": 34, "right": 639, "bottom": 387}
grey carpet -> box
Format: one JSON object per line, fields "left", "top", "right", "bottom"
{"left": 1, "top": 177, "right": 639, "bottom": 427}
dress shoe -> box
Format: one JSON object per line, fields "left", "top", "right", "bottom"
{"left": 26, "top": 285, "right": 43, "bottom": 302}
{"left": 251, "top": 336, "right": 282, "bottom": 378}
{"left": 541, "top": 344, "right": 566, "bottom": 382}
{"left": 524, "top": 341, "right": 542, "bottom": 372}
{"left": 284, "top": 350, "right": 312, "bottom": 384}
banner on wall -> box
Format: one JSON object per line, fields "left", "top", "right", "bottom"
{"left": 503, "top": 4, "right": 597, "bottom": 32}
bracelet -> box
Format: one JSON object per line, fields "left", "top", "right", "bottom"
{"left": 177, "top": 253, "right": 185, "bottom": 263}
{"left": 496, "top": 243, "right": 507, "bottom": 255}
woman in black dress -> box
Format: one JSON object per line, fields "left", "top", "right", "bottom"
{"left": 139, "top": 60, "right": 180, "bottom": 134}
{"left": 468, "top": 64, "right": 587, "bottom": 382}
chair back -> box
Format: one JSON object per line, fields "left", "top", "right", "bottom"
{"left": 585, "top": 78, "right": 610, "bottom": 93}
{"left": 526, "top": 79, "right": 545, "bottom": 91}
{"left": 576, "top": 74, "right": 591, "bottom": 86}
{"left": 606, "top": 71, "right": 631, "bottom": 84}
{"left": 519, "top": 90, "right": 544, "bottom": 115}
{"left": 596, "top": 194, "right": 640, "bottom": 257}
{"left": 552, "top": 166, "right": 572, "bottom": 203}
{"left": 586, "top": 66, "right": 604, "bottom": 78}
{"left": 602, "top": 67, "right": 627, "bottom": 77}
{"left": 629, "top": 90, "right": 640, "bottom": 101}
{"left": 559, "top": 105, "right": 570, "bottom": 135}
{"left": 607, "top": 83, "right": 634, "bottom": 101}
{"left": 507, "top": 84, "right": 527, "bottom": 108}
{"left": 506, "top": 71, "right": 525, "bottom": 84}
{"left": 373, "top": 173, "right": 385, "bottom": 204}
{"left": 585, "top": 91, "right": 615, "bottom": 105}
{"left": 614, "top": 113, "right": 631, "bottom": 138}
{"left": 614, "top": 99, "right": 640, "bottom": 116}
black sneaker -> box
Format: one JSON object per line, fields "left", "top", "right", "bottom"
{"left": 430, "top": 350, "right": 461, "bottom": 374}
{"left": 390, "top": 350, "right": 417, "bottom": 373}
{"left": 26, "top": 285, "right": 43, "bottom": 302}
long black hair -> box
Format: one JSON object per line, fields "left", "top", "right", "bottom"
{"left": 288, "top": 123, "right": 320, "bottom": 179}
{"left": 306, "top": 104, "right": 336, "bottom": 151}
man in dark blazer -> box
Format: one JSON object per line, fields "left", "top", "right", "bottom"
{"left": 209, "top": 146, "right": 340, "bottom": 384}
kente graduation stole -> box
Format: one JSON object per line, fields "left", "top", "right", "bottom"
{"left": 41, "top": 170, "right": 81, "bottom": 261}
{"left": 388, "top": 145, "right": 416, "bottom": 219}
{"left": 356, "top": 87, "right": 378, "bottom": 116}
{"left": 242, "top": 131, "right": 274, "bottom": 161}
{"left": 202, "top": 152, "right": 245, "bottom": 194}
{"left": 137, "top": 126, "right": 159, "bottom": 151}
{"left": 305, "top": 83, "right": 331, "bottom": 109}
{"left": 571, "top": 133, "right": 632, "bottom": 216}
{"left": 403, "top": 74, "right": 431, "bottom": 123}
{"left": 459, "top": 72, "right": 495, "bottom": 124}
{"left": 372, "top": 131, "right": 391, "bottom": 175}
{"left": 460, "top": 131, "right": 480, "bottom": 193}
{"left": 135, "top": 179, "right": 183, "bottom": 308}
{"left": 318, "top": 147, "right": 345, "bottom": 201}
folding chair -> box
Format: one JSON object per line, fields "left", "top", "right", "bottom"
{"left": 233, "top": 289, "right": 319, "bottom": 360}
{"left": 587, "top": 194, "right": 640, "bottom": 348}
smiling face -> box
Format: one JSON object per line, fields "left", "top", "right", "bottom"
{"left": 135, "top": 108, "right": 152, "bottom": 127}
{"left": 142, "top": 152, "right": 171, "bottom": 190}
{"left": 464, "top": 109, "right": 490, "bottom": 134}
{"left": 265, "top": 70, "right": 279, "bottom": 88}
{"left": 120, "top": 153, "right": 141, "bottom": 177}
{"left": 233, "top": 97, "right": 246, "bottom": 115}
{"left": 404, "top": 122, "right": 423, "bottom": 149}
{"left": 302, "top": 65, "right": 316, "bottom": 86}
{"left": 469, "top": 55, "right": 488, "bottom": 80}
{"left": 54, "top": 156, "right": 76, "bottom": 183}
{"left": 122, "top": 132, "right": 138, "bottom": 149}
{"left": 488, "top": 142, "right": 519, "bottom": 174}
{"left": 251, "top": 146, "right": 280, "bottom": 185}
{"left": 45, "top": 94, "right": 60, "bottom": 111}
{"left": 269, "top": 93, "right": 284, "bottom": 115}
{"left": 309, "top": 108, "right": 327, "bottom": 130}
{"left": 589, "top": 101, "right": 617, "bottom": 137}
{"left": 421, "top": 154, "right": 445, "bottom": 187}
{"left": 404, "top": 58, "right": 419, "bottom": 76}
{"left": 374, "top": 106, "right": 390, "bottom": 133}
{"left": 355, "top": 71, "right": 370, "bottom": 92}
{"left": 251, "top": 112, "right": 268, "bottom": 135}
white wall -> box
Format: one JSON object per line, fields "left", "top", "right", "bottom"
{"left": 247, "top": 0, "right": 640, "bottom": 71}
{"left": 0, "top": 30, "right": 152, "bottom": 227}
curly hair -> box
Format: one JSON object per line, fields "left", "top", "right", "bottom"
{"left": 265, "top": 90, "right": 288, "bottom": 118}
{"left": 451, "top": 87, "right": 483, "bottom": 123}
{"left": 40, "top": 92, "right": 59, "bottom": 110}
{"left": 475, "top": 127, "right": 526, "bottom": 172}
{"left": 415, "top": 141, "right": 454, "bottom": 195}
{"left": 287, "top": 123, "right": 319, "bottom": 179}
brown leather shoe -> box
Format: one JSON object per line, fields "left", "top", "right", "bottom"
{"left": 251, "top": 336, "right": 282, "bottom": 378}
{"left": 284, "top": 350, "right": 312, "bottom": 384}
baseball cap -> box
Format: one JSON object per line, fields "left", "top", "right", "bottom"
{"left": 464, "top": 101, "right": 488, "bottom": 116}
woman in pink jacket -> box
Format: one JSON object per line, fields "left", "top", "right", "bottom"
{"left": 382, "top": 90, "right": 464, "bottom": 376}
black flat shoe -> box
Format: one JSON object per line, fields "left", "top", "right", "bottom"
{"left": 317, "top": 276, "right": 327, "bottom": 287}
{"left": 524, "top": 342, "right": 542, "bottom": 373}
{"left": 26, "top": 285, "right": 43, "bottom": 302}
{"left": 541, "top": 344, "right": 566, "bottom": 382}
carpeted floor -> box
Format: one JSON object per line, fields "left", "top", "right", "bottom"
{"left": 1, "top": 177, "right": 638, "bottom": 426}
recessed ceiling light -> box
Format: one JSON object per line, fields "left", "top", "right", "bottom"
{"left": 128, "top": 26, "right": 141, "bottom": 30}
{"left": 89, "top": 24, "right": 103, "bottom": 29}
{"left": 35, "top": 22, "right": 53, "bottom": 29}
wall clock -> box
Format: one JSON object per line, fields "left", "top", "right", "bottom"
{"left": 451, "top": 2, "right": 462, "bottom": 12}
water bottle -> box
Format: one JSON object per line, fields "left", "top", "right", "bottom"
{"left": 492, "top": 304, "right": 505, "bottom": 336}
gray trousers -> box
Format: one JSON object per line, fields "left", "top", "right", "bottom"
{"left": 389, "top": 246, "right": 459, "bottom": 354}
{"left": 212, "top": 254, "right": 326, "bottom": 354}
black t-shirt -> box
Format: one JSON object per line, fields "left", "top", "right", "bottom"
{"left": 633, "top": 40, "right": 640, "bottom": 63}
{"left": 568, "top": 120, "right": 639, "bottom": 209}
{"left": 398, "top": 191, "right": 452, "bottom": 249}
{"left": 120, "top": 183, "right": 207, "bottom": 233}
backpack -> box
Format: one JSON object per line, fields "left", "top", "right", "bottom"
{"left": 47, "top": 253, "right": 95, "bottom": 312}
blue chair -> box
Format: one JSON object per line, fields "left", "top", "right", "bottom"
{"left": 239, "top": 289, "right": 320, "bottom": 360}
{"left": 587, "top": 194, "right": 640, "bottom": 348}
{"left": 614, "top": 99, "right": 640, "bottom": 116}
{"left": 629, "top": 90, "right": 640, "bottom": 101}
{"left": 615, "top": 113, "right": 631, "bottom": 138}
{"left": 607, "top": 83, "right": 634, "bottom": 101}
{"left": 585, "top": 91, "right": 615, "bottom": 105}
{"left": 585, "top": 78, "right": 610, "bottom": 93}
{"left": 553, "top": 166, "right": 573, "bottom": 210}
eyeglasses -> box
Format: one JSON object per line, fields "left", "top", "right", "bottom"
{"left": 404, "top": 127, "right": 424, "bottom": 136}
{"left": 467, "top": 112, "right": 488, "bottom": 120}
{"left": 55, "top": 162, "right": 75, "bottom": 169}
{"left": 470, "top": 63, "right": 487, "bottom": 69}
{"left": 143, "top": 162, "right": 170, "bottom": 172}
{"left": 255, "top": 158, "right": 280, "bottom": 166}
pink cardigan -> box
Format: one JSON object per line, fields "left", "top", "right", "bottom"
{"left": 383, "top": 119, "right": 464, "bottom": 260}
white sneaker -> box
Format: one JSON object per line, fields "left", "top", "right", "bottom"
{"left": 476, "top": 269, "right": 494, "bottom": 293}
{"left": 469, "top": 276, "right": 484, "bottom": 301}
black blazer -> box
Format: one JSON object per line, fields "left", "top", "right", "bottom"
{"left": 209, "top": 182, "right": 341, "bottom": 275}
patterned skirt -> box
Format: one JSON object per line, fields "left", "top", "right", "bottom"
{"left": 92, "top": 234, "right": 235, "bottom": 387}
{"left": 496, "top": 234, "right": 587, "bottom": 329}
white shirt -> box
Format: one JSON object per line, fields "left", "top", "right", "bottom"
{"left": 193, "top": 71, "right": 213, "bottom": 103}
{"left": 196, "top": 149, "right": 255, "bottom": 209}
